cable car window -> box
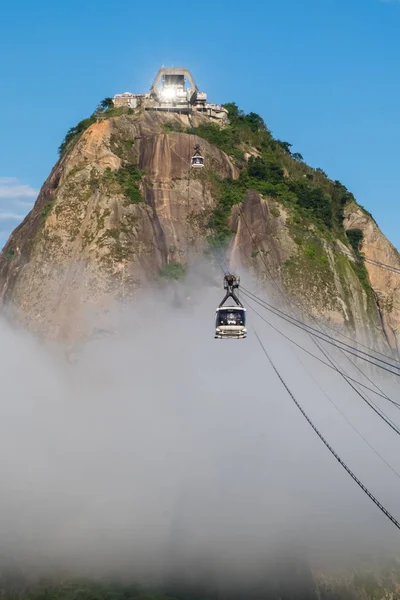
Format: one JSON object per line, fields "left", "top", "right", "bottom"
{"left": 217, "top": 309, "right": 245, "bottom": 326}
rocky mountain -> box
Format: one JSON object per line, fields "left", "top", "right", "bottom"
{"left": 0, "top": 101, "right": 399, "bottom": 354}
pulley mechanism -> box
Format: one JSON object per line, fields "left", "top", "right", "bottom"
{"left": 219, "top": 274, "right": 243, "bottom": 307}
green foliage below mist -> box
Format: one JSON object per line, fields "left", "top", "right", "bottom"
{"left": 2, "top": 569, "right": 400, "bottom": 600}
{"left": 159, "top": 262, "right": 186, "bottom": 280}
{"left": 2, "top": 579, "right": 178, "bottom": 600}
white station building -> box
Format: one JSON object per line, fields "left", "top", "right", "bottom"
{"left": 113, "top": 67, "right": 228, "bottom": 122}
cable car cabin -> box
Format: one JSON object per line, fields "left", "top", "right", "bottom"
{"left": 215, "top": 306, "right": 247, "bottom": 339}
{"left": 191, "top": 155, "right": 204, "bottom": 168}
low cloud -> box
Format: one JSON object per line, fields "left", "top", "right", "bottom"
{"left": 0, "top": 212, "right": 29, "bottom": 221}
{"left": 0, "top": 177, "right": 38, "bottom": 247}
{"left": 0, "top": 270, "right": 398, "bottom": 589}
{"left": 0, "top": 177, "right": 38, "bottom": 199}
{"left": 14, "top": 199, "right": 36, "bottom": 209}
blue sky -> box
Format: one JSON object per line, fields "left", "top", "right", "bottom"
{"left": 1, "top": 0, "right": 399, "bottom": 249}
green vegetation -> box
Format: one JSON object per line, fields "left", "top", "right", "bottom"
{"left": 5, "top": 247, "right": 14, "bottom": 263}
{"left": 58, "top": 97, "right": 130, "bottom": 157}
{"left": 162, "top": 121, "right": 185, "bottom": 133}
{"left": 346, "top": 228, "right": 364, "bottom": 255}
{"left": 42, "top": 203, "right": 52, "bottom": 220}
{"left": 187, "top": 122, "right": 244, "bottom": 159}
{"left": 0, "top": 570, "right": 398, "bottom": 600}
{"left": 41, "top": 197, "right": 55, "bottom": 222}
{"left": 58, "top": 98, "right": 145, "bottom": 207}
{"left": 270, "top": 206, "right": 280, "bottom": 218}
{"left": 58, "top": 116, "right": 96, "bottom": 157}
{"left": 301, "top": 240, "right": 329, "bottom": 265}
{"left": 222, "top": 102, "right": 270, "bottom": 134}
{"left": 102, "top": 130, "right": 144, "bottom": 203}
{"left": 115, "top": 164, "right": 143, "bottom": 203}
{"left": 55, "top": 96, "right": 376, "bottom": 303}
{"left": 247, "top": 155, "right": 284, "bottom": 184}
{"left": 101, "top": 165, "right": 143, "bottom": 204}
{"left": 159, "top": 262, "right": 186, "bottom": 280}
{"left": 109, "top": 135, "right": 138, "bottom": 163}
{"left": 187, "top": 101, "right": 363, "bottom": 247}
{"left": 0, "top": 579, "right": 179, "bottom": 600}
{"left": 346, "top": 228, "right": 371, "bottom": 292}
{"left": 207, "top": 178, "right": 245, "bottom": 245}
{"left": 304, "top": 242, "right": 316, "bottom": 259}
{"left": 99, "top": 97, "right": 114, "bottom": 111}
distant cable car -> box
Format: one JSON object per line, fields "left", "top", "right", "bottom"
{"left": 191, "top": 144, "right": 204, "bottom": 169}
{"left": 215, "top": 274, "right": 247, "bottom": 339}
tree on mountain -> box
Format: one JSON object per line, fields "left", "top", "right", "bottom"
{"left": 99, "top": 97, "right": 114, "bottom": 111}
{"left": 222, "top": 102, "right": 244, "bottom": 120}
{"left": 247, "top": 156, "right": 285, "bottom": 184}
{"left": 276, "top": 140, "right": 293, "bottom": 154}
{"left": 245, "top": 112, "right": 267, "bottom": 132}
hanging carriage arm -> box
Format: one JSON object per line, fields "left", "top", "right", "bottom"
{"left": 218, "top": 274, "right": 244, "bottom": 307}
{"left": 193, "top": 144, "right": 202, "bottom": 157}
{"left": 218, "top": 290, "right": 243, "bottom": 307}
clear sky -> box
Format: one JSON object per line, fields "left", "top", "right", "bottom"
{"left": 1, "top": 0, "right": 399, "bottom": 249}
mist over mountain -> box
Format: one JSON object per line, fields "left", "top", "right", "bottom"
{"left": 0, "top": 69, "right": 400, "bottom": 599}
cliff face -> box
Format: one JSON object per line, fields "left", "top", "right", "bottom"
{"left": 0, "top": 109, "right": 399, "bottom": 352}
{"left": 344, "top": 202, "right": 400, "bottom": 352}
{"left": 230, "top": 192, "right": 391, "bottom": 352}
{"left": 0, "top": 112, "right": 236, "bottom": 344}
